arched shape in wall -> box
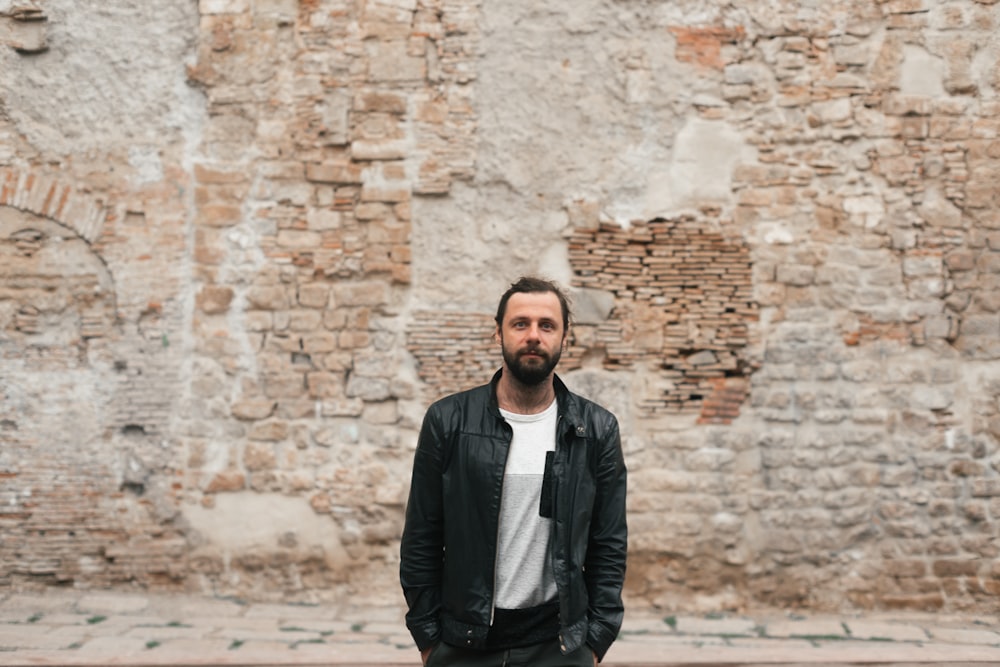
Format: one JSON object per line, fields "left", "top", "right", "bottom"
{"left": 0, "top": 169, "right": 118, "bottom": 360}
{"left": 0, "top": 169, "right": 108, "bottom": 242}
{"left": 0, "top": 173, "right": 136, "bottom": 589}
{"left": 0, "top": 208, "right": 119, "bottom": 359}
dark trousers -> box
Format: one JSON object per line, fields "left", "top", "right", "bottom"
{"left": 426, "top": 639, "right": 595, "bottom": 667}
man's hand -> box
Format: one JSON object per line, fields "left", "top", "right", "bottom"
{"left": 592, "top": 650, "right": 598, "bottom": 666}
{"left": 420, "top": 645, "right": 435, "bottom": 666}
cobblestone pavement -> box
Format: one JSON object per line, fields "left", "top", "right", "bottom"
{"left": 1, "top": 590, "right": 1000, "bottom": 666}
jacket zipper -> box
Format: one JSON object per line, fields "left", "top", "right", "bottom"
{"left": 490, "top": 421, "right": 514, "bottom": 627}
{"left": 553, "top": 416, "right": 564, "bottom": 651}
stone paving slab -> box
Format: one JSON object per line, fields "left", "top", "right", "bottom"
{"left": 606, "top": 639, "right": 1000, "bottom": 665}
{"left": 841, "top": 620, "right": 928, "bottom": 642}
{"left": 927, "top": 627, "right": 1000, "bottom": 645}
{"left": 674, "top": 616, "right": 759, "bottom": 636}
{"left": 75, "top": 594, "right": 153, "bottom": 615}
{"left": 206, "top": 617, "right": 316, "bottom": 633}
{"left": 620, "top": 616, "right": 673, "bottom": 634}
{"left": 761, "top": 618, "right": 850, "bottom": 639}
{"left": 150, "top": 637, "right": 235, "bottom": 652}
{"left": 2, "top": 590, "right": 1000, "bottom": 666}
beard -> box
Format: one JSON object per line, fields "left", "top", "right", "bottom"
{"left": 501, "top": 339, "right": 562, "bottom": 386}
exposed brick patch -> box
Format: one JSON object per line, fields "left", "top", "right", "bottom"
{"left": 567, "top": 216, "right": 758, "bottom": 420}
{"left": 698, "top": 377, "right": 750, "bottom": 425}
{"left": 842, "top": 314, "right": 914, "bottom": 347}
{"left": 669, "top": 25, "right": 746, "bottom": 70}
{"left": 407, "top": 217, "right": 759, "bottom": 422}
{"left": 407, "top": 312, "right": 497, "bottom": 402}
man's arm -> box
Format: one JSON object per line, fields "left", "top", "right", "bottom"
{"left": 400, "top": 406, "right": 447, "bottom": 651}
{"left": 584, "top": 416, "right": 628, "bottom": 662}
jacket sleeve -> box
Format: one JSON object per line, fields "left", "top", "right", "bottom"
{"left": 584, "top": 415, "right": 628, "bottom": 662}
{"left": 399, "top": 405, "right": 447, "bottom": 651}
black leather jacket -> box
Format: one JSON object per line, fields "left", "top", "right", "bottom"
{"left": 400, "top": 370, "right": 627, "bottom": 661}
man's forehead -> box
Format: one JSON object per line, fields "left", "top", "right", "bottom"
{"left": 504, "top": 292, "right": 562, "bottom": 318}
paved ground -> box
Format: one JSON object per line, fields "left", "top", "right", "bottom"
{"left": 1, "top": 590, "right": 999, "bottom": 666}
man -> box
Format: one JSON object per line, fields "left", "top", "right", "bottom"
{"left": 400, "top": 276, "right": 628, "bottom": 666}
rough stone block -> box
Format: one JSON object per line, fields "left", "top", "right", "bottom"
{"left": 346, "top": 375, "right": 391, "bottom": 400}
{"left": 0, "top": 14, "right": 47, "bottom": 53}
{"left": 355, "top": 89, "right": 408, "bottom": 114}
{"left": 352, "top": 140, "right": 409, "bottom": 161}
{"left": 204, "top": 471, "right": 246, "bottom": 493}
{"left": 971, "top": 479, "right": 1000, "bottom": 497}
{"left": 306, "top": 208, "right": 342, "bottom": 231}
{"left": 961, "top": 314, "right": 999, "bottom": 336}
{"left": 932, "top": 559, "right": 980, "bottom": 577}
{"left": 332, "top": 281, "right": 389, "bottom": 307}
{"left": 776, "top": 264, "right": 815, "bottom": 286}
{"left": 254, "top": 0, "right": 297, "bottom": 18}
{"left": 276, "top": 229, "right": 322, "bottom": 249}
{"left": 306, "top": 162, "right": 363, "bottom": 184}
{"left": 231, "top": 398, "right": 276, "bottom": 421}
{"left": 297, "top": 284, "right": 330, "bottom": 308}
{"left": 247, "top": 420, "right": 289, "bottom": 442}
{"left": 288, "top": 310, "right": 322, "bottom": 332}
{"left": 196, "top": 285, "right": 235, "bottom": 314}
{"left": 317, "top": 90, "right": 351, "bottom": 145}
{"left": 902, "top": 255, "right": 943, "bottom": 277}
{"left": 262, "top": 374, "right": 307, "bottom": 399}
{"left": 307, "top": 372, "right": 346, "bottom": 399}
{"left": 200, "top": 0, "right": 250, "bottom": 13}
{"left": 367, "top": 40, "right": 426, "bottom": 82}
{"left": 243, "top": 442, "right": 278, "bottom": 474}
{"left": 320, "top": 397, "right": 365, "bottom": 417}
{"left": 246, "top": 286, "right": 290, "bottom": 311}
{"left": 363, "top": 400, "right": 398, "bottom": 425}
{"left": 198, "top": 204, "right": 243, "bottom": 227}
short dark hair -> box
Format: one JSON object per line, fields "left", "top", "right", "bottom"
{"left": 495, "top": 276, "right": 571, "bottom": 332}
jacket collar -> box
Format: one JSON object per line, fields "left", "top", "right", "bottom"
{"left": 487, "top": 369, "right": 584, "bottom": 435}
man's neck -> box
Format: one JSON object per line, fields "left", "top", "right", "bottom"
{"left": 496, "top": 372, "right": 556, "bottom": 415}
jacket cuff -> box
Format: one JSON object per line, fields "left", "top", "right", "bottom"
{"left": 587, "top": 623, "right": 616, "bottom": 662}
{"left": 407, "top": 619, "right": 441, "bottom": 651}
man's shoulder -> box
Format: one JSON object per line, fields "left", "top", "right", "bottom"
{"left": 427, "top": 381, "right": 492, "bottom": 412}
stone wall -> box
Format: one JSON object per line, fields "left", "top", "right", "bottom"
{"left": 1, "top": 0, "right": 999, "bottom": 614}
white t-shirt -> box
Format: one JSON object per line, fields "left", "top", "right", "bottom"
{"left": 495, "top": 400, "right": 559, "bottom": 609}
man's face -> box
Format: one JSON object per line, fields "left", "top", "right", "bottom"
{"left": 497, "top": 291, "right": 566, "bottom": 386}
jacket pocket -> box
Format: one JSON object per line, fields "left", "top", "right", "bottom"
{"left": 539, "top": 450, "right": 554, "bottom": 518}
